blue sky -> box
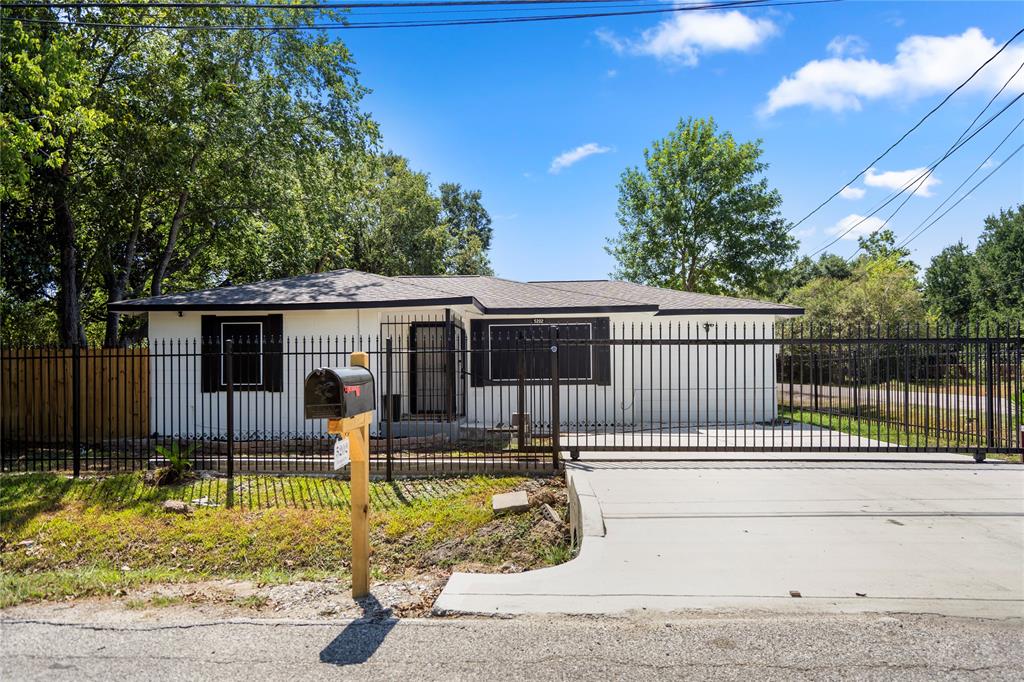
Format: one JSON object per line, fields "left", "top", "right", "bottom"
{"left": 340, "top": 1, "right": 1024, "bottom": 281}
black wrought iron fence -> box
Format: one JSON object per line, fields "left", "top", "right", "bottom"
{"left": 2, "top": 322, "right": 1021, "bottom": 477}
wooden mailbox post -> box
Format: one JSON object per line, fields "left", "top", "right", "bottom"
{"left": 304, "top": 351, "right": 374, "bottom": 599}
{"left": 330, "top": 351, "right": 372, "bottom": 599}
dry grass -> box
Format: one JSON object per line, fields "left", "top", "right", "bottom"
{"left": 0, "top": 472, "right": 570, "bottom": 607}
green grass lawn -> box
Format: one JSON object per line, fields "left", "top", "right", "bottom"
{"left": 781, "top": 408, "right": 1021, "bottom": 461}
{"left": 0, "top": 472, "right": 569, "bottom": 607}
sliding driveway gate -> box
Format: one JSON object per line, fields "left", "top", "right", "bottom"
{"left": 2, "top": 322, "right": 1021, "bottom": 476}
{"left": 510, "top": 323, "right": 1023, "bottom": 461}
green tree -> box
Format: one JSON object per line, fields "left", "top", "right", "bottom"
{"left": 923, "top": 241, "right": 974, "bottom": 328}
{"left": 2, "top": 10, "right": 498, "bottom": 346}
{"left": 854, "top": 228, "right": 915, "bottom": 270}
{"left": 765, "top": 252, "right": 853, "bottom": 301}
{"left": 1, "top": 17, "right": 125, "bottom": 344}
{"left": 606, "top": 117, "right": 796, "bottom": 296}
{"left": 439, "top": 182, "right": 494, "bottom": 275}
{"left": 969, "top": 205, "right": 1024, "bottom": 328}
{"left": 1, "top": 7, "right": 377, "bottom": 345}
{"left": 787, "top": 252, "right": 925, "bottom": 331}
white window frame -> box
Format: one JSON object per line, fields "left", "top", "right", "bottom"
{"left": 220, "top": 321, "right": 264, "bottom": 386}
{"left": 487, "top": 322, "right": 594, "bottom": 383}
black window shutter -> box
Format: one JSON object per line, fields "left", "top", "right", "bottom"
{"left": 593, "top": 317, "right": 611, "bottom": 386}
{"left": 200, "top": 315, "right": 220, "bottom": 392}
{"left": 262, "top": 314, "right": 284, "bottom": 392}
{"left": 470, "top": 320, "right": 486, "bottom": 387}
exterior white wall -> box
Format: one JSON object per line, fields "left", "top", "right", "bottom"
{"left": 145, "top": 307, "right": 782, "bottom": 440}
{"left": 459, "top": 311, "right": 779, "bottom": 430}
{"left": 148, "top": 308, "right": 375, "bottom": 439}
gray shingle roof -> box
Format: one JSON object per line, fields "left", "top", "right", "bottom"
{"left": 528, "top": 280, "right": 803, "bottom": 315}
{"left": 393, "top": 275, "right": 655, "bottom": 314}
{"left": 109, "top": 270, "right": 475, "bottom": 312}
{"left": 109, "top": 269, "right": 802, "bottom": 316}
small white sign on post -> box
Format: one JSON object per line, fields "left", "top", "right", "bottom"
{"left": 333, "top": 436, "right": 351, "bottom": 470}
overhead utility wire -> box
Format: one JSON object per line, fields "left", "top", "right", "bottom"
{"left": 900, "top": 143, "right": 1024, "bottom": 252}
{"left": 805, "top": 90, "right": 1023, "bottom": 258}
{"left": 4, "top": 0, "right": 768, "bottom": 8}
{"left": 0, "top": 0, "right": 840, "bottom": 29}
{"left": 0, "top": 0, "right": 749, "bottom": 20}
{"left": 839, "top": 59, "right": 1024, "bottom": 262}
{"left": 787, "top": 25, "right": 1024, "bottom": 234}
{"left": 895, "top": 116, "right": 1024, "bottom": 250}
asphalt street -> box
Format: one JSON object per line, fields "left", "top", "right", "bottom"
{"left": 3, "top": 610, "right": 1022, "bottom": 681}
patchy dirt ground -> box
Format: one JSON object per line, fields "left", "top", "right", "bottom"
{"left": 1, "top": 572, "right": 448, "bottom": 622}
{"left": 1, "top": 474, "right": 571, "bottom": 617}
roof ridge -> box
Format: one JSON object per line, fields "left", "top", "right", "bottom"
{"left": 526, "top": 279, "right": 656, "bottom": 307}
{"left": 388, "top": 274, "right": 488, "bottom": 298}
{"left": 609, "top": 280, "right": 790, "bottom": 307}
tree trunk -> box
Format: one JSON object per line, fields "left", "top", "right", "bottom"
{"left": 684, "top": 251, "right": 699, "bottom": 292}
{"left": 103, "top": 195, "right": 144, "bottom": 346}
{"left": 151, "top": 153, "right": 199, "bottom": 297}
{"left": 53, "top": 172, "right": 85, "bottom": 347}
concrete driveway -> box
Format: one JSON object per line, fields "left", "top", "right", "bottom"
{"left": 436, "top": 460, "right": 1024, "bottom": 618}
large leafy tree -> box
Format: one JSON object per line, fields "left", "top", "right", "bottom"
{"left": 439, "top": 182, "right": 494, "bottom": 275}
{"left": 786, "top": 230, "right": 925, "bottom": 331}
{"left": 2, "top": 8, "right": 376, "bottom": 344}
{"left": 2, "top": 9, "right": 496, "bottom": 346}
{"left": 606, "top": 117, "right": 796, "bottom": 296}
{"left": 923, "top": 241, "right": 974, "bottom": 329}
{"left": 786, "top": 256, "right": 925, "bottom": 331}
{"left": 969, "top": 204, "right": 1024, "bottom": 328}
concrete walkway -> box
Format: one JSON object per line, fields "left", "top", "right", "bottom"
{"left": 435, "top": 460, "right": 1024, "bottom": 618}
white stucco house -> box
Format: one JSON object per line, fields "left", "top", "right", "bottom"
{"left": 110, "top": 270, "right": 802, "bottom": 443}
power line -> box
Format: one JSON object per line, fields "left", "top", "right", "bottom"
{"left": 3, "top": 0, "right": 741, "bottom": 8}
{"left": 900, "top": 143, "right": 1023, "bottom": 252}
{"left": 835, "top": 58, "right": 1024, "bottom": 262}
{"left": 804, "top": 90, "right": 1023, "bottom": 258}
{"left": 6, "top": 0, "right": 687, "bottom": 7}
{"left": 787, "top": 25, "right": 1024, "bottom": 234}
{"left": 895, "top": 116, "right": 1024, "bottom": 251}
{"left": 0, "top": 0, "right": 839, "bottom": 29}
{"left": 839, "top": 58, "right": 1024, "bottom": 262}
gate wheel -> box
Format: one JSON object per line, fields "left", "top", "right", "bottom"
{"left": 570, "top": 450, "right": 580, "bottom": 461}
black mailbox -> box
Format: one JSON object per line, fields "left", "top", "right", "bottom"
{"left": 304, "top": 367, "right": 375, "bottom": 419}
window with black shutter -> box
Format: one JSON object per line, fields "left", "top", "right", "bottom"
{"left": 470, "top": 317, "right": 611, "bottom": 387}
{"left": 200, "top": 314, "right": 283, "bottom": 392}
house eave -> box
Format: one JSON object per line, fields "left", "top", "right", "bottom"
{"left": 654, "top": 307, "right": 805, "bottom": 316}
{"left": 108, "top": 296, "right": 482, "bottom": 313}
{"left": 480, "top": 305, "right": 659, "bottom": 315}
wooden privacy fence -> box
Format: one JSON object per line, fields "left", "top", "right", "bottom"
{"left": 1, "top": 347, "right": 150, "bottom": 443}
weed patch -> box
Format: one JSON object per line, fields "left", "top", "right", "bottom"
{"left": 0, "top": 473, "right": 570, "bottom": 607}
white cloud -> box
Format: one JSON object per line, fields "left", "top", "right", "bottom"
{"left": 827, "top": 35, "right": 868, "bottom": 58}
{"left": 761, "top": 28, "right": 1024, "bottom": 116}
{"left": 826, "top": 214, "right": 887, "bottom": 240}
{"left": 549, "top": 143, "right": 611, "bottom": 174}
{"left": 864, "top": 167, "right": 941, "bottom": 197}
{"left": 597, "top": 11, "right": 778, "bottom": 66}
{"left": 839, "top": 186, "right": 866, "bottom": 200}
{"left": 882, "top": 11, "right": 905, "bottom": 28}
{"left": 606, "top": 69, "right": 618, "bottom": 78}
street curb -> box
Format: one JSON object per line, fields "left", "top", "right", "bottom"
{"left": 566, "top": 465, "right": 605, "bottom": 548}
